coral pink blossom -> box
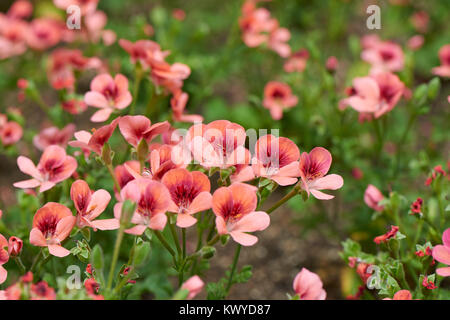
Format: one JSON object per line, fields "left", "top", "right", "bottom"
{"left": 171, "top": 91, "right": 203, "bottom": 123}
{"left": 62, "top": 99, "right": 88, "bottom": 115}
{"left": 7, "top": 1, "right": 33, "bottom": 20}
{"left": 69, "top": 117, "right": 119, "bottom": 156}
{"left": 29, "top": 202, "right": 76, "bottom": 257}
{"left": 33, "top": 124, "right": 75, "bottom": 151}
{"left": 181, "top": 276, "right": 204, "bottom": 300}
{"left": 26, "top": 18, "right": 62, "bottom": 51}
{"left": 410, "top": 11, "right": 429, "bottom": 34}
{"left": 212, "top": 183, "right": 270, "bottom": 246}
{"left": 262, "top": 81, "right": 298, "bottom": 120}
{"left": 432, "top": 44, "right": 450, "bottom": 78}
{"left": 188, "top": 121, "right": 248, "bottom": 169}
{"left": 0, "top": 18, "right": 28, "bottom": 59}
{"left": 115, "top": 179, "right": 171, "bottom": 234}
{"left": 299, "top": 147, "right": 344, "bottom": 200}
{"left": 172, "top": 9, "right": 186, "bottom": 21}
{"left": 7, "top": 236, "right": 23, "bottom": 257}
{"left": 339, "top": 72, "right": 405, "bottom": 120}
{"left": 374, "top": 225, "right": 399, "bottom": 244}
{"left": 326, "top": 56, "right": 339, "bottom": 72}
{"left": 284, "top": 49, "right": 309, "bottom": 73}
{"left": 268, "top": 27, "right": 291, "bottom": 58}
{"left": 14, "top": 145, "right": 77, "bottom": 193}
{"left": 84, "top": 74, "right": 132, "bottom": 122}
{"left": 239, "top": 6, "right": 276, "bottom": 48}
{"left": 432, "top": 228, "right": 450, "bottom": 277}
{"left": 252, "top": 134, "right": 300, "bottom": 186}
{"left": 407, "top": 35, "right": 424, "bottom": 51}
{"left": 0, "top": 120, "right": 22, "bottom": 146}
{"left": 162, "top": 168, "right": 212, "bottom": 228}
{"left": 115, "top": 160, "right": 140, "bottom": 189}
{"left": 70, "top": 180, "right": 118, "bottom": 230}
{"left": 383, "top": 290, "right": 412, "bottom": 300}
{"left": 148, "top": 144, "right": 188, "bottom": 180}
{"left": 364, "top": 184, "right": 385, "bottom": 211}
{"left": 151, "top": 62, "right": 191, "bottom": 94}
{"left": 118, "top": 115, "right": 170, "bottom": 148}
{"left": 361, "top": 38, "right": 404, "bottom": 73}
{"left": 0, "top": 234, "right": 9, "bottom": 284}
{"left": 293, "top": 268, "right": 326, "bottom": 300}
{"left": 119, "top": 39, "right": 169, "bottom": 70}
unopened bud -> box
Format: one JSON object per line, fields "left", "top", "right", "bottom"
{"left": 8, "top": 236, "right": 23, "bottom": 256}
{"left": 200, "top": 246, "right": 216, "bottom": 259}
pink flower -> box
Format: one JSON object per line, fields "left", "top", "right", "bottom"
{"left": 326, "top": 56, "right": 339, "bottom": 72}
{"left": 7, "top": 236, "right": 23, "bottom": 257}
{"left": 361, "top": 39, "right": 404, "bottom": 73}
{"left": 374, "top": 225, "right": 399, "bottom": 244}
{"left": 0, "top": 234, "right": 9, "bottom": 284}
{"left": 339, "top": 72, "right": 405, "bottom": 119}
{"left": 171, "top": 91, "right": 203, "bottom": 123}
{"left": 407, "top": 35, "right": 424, "bottom": 51}
{"left": 252, "top": 134, "right": 300, "bottom": 186}
{"left": 383, "top": 290, "right": 412, "bottom": 300}
{"left": 114, "top": 160, "right": 140, "bottom": 195}
{"left": 0, "top": 120, "right": 23, "bottom": 146}
{"left": 284, "top": 49, "right": 309, "bottom": 73}
{"left": 14, "top": 145, "right": 77, "bottom": 193}
{"left": 299, "top": 147, "right": 344, "bottom": 200}
{"left": 268, "top": 27, "right": 291, "bottom": 58}
{"left": 7, "top": 1, "right": 33, "bottom": 20}
{"left": 172, "top": 9, "right": 186, "bottom": 21}
{"left": 62, "top": 99, "right": 88, "bottom": 115}
{"left": 181, "top": 276, "right": 204, "bottom": 300}
{"left": 33, "top": 124, "right": 75, "bottom": 151}
{"left": 162, "top": 168, "right": 212, "bottom": 228}
{"left": 115, "top": 179, "right": 171, "bottom": 234}
{"left": 69, "top": 117, "right": 119, "bottom": 156}
{"left": 293, "top": 268, "right": 326, "bottom": 300}
{"left": 239, "top": 7, "right": 276, "bottom": 48}
{"left": 432, "top": 44, "right": 450, "bottom": 78}
{"left": 147, "top": 143, "right": 188, "bottom": 180}
{"left": 151, "top": 62, "right": 191, "bottom": 94}
{"left": 0, "top": 18, "right": 28, "bottom": 59}
{"left": 29, "top": 202, "right": 76, "bottom": 257}
{"left": 364, "top": 184, "right": 384, "bottom": 211}
{"left": 119, "top": 39, "right": 169, "bottom": 70}
{"left": 187, "top": 121, "right": 248, "bottom": 169}
{"left": 70, "top": 180, "right": 118, "bottom": 230}
{"left": 213, "top": 183, "right": 270, "bottom": 246}
{"left": 432, "top": 228, "right": 450, "bottom": 277}
{"left": 26, "top": 18, "right": 62, "bottom": 51}
{"left": 84, "top": 73, "right": 132, "bottom": 122}
{"left": 262, "top": 81, "right": 298, "bottom": 120}
{"left": 410, "top": 11, "right": 429, "bottom": 34}
{"left": 118, "top": 115, "right": 170, "bottom": 148}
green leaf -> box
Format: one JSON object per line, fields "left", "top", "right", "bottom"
{"left": 92, "top": 244, "right": 104, "bottom": 270}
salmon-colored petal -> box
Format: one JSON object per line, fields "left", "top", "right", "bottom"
{"left": 229, "top": 231, "right": 258, "bottom": 246}
{"left": 48, "top": 244, "right": 71, "bottom": 257}
{"left": 277, "top": 161, "right": 301, "bottom": 178}
{"left": 39, "top": 145, "right": 66, "bottom": 169}
{"left": 90, "top": 219, "right": 120, "bottom": 231}
{"left": 212, "top": 187, "right": 233, "bottom": 218}
{"left": 148, "top": 213, "right": 167, "bottom": 231}
{"left": 86, "top": 189, "right": 111, "bottom": 220}
{"left": 215, "top": 216, "right": 227, "bottom": 235}
{"left": 0, "top": 265, "right": 7, "bottom": 284}
{"left": 433, "top": 245, "right": 450, "bottom": 265}
{"left": 17, "top": 156, "right": 41, "bottom": 179}
{"left": 113, "top": 202, "right": 123, "bottom": 220}
{"left": 145, "top": 121, "right": 170, "bottom": 142}
{"left": 229, "top": 183, "right": 257, "bottom": 215}
{"left": 231, "top": 211, "right": 270, "bottom": 233}
{"left": 29, "top": 228, "right": 46, "bottom": 247}
{"left": 125, "top": 225, "right": 147, "bottom": 235}
{"left": 39, "top": 181, "right": 56, "bottom": 193}
{"left": 91, "top": 73, "right": 114, "bottom": 92}
{"left": 353, "top": 76, "right": 380, "bottom": 101}
{"left": 442, "top": 229, "right": 450, "bottom": 248}
{"left": 70, "top": 180, "right": 91, "bottom": 214}
{"left": 310, "top": 174, "right": 344, "bottom": 191}
{"left": 191, "top": 171, "right": 211, "bottom": 193}
{"left": 310, "top": 189, "right": 334, "bottom": 200}
{"left": 436, "top": 267, "right": 450, "bottom": 277}
{"left": 278, "top": 137, "right": 300, "bottom": 165}
{"left": 90, "top": 108, "right": 113, "bottom": 122}
{"left": 231, "top": 165, "right": 255, "bottom": 183}
{"left": 161, "top": 168, "right": 193, "bottom": 192}
{"left": 176, "top": 213, "right": 197, "bottom": 228}
{"left": 187, "top": 192, "right": 212, "bottom": 215}
{"left": 55, "top": 216, "right": 76, "bottom": 242}
{"left": 50, "top": 156, "right": 77, "bottom": 184}
{"left": 308, "top": 147, "right": 332, "bottom": 176}
{"left": 118, "top": 115, "right": 151, "bottom": 147}
{"left": 114, "top": 74, "right": 129, "bottom": 95}
{"left": 84, "top": 91, "right": 109, "bottom": 109}
{"left": 271, "top": 176, "right": 298, "bottom": 186}
{"left": 13, "top": 179, "right": 41, "bottom": 189}
{"left": 143, "top": 181, "right": 171, "bottom": 214}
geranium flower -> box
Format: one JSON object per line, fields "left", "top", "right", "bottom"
{"left": 212, "top": 183, "right": 270, "bottom": 246}
{"left": 118, "top": 115, "right": 170, "bottom": 148}
{"left": 361, "top": 38, "right": 404, "bottom": 73}
{"left": 26, "top": 18, "right": 62, "bottom": 51}
{"left": 0, "top": 120, "right": 23, "bottom": 146}
{"left": 14, "top": 145, "right": 77, "bottom": 193}
{"left": 171, "top": 90, "right": 203, "bottom": 123}
{"left": 0, "top": 234, "right": 9, "bottom": 284}
{"left": 70, "top": 180, "right": 118, "bottom": 230}
{"left": 69, "top": 117, "right": 119, "bottom": 156}
{"left": 432, "top": 228, "right": 450, "bottom": 277}
{"left": 30, "top": 281, "right": 56, "bottom": 300}
{"left": 33, "top": 124, "right": 75, "bottom": 151}
{"left": 29, "top": 202, "right": 76, "bottom": 257}
{"left": 262, "top": 81, "right": 298, "bottom": 120}
{"left": 188, "top": 120, "right": 248, "bottom": 169}
{"left": 0, "top": 18, "right": 27, "bottom": 59}
{"left": 114, "top": 160, "right": 140, "bottom": 190}
{"left": 7, "top": 0, "right": 33, "bottom": 20}
{"left": 252, "top": 134, "right": 300, "bottom": 186}
{"left": 161, "top": 168, "right": 212, "bottom": 228}
{"left": 151, "top": 62, "right": 191, "bottom": 94}
{"left": 284, "top": 49, "right": 309, "bottom": 73}
{"left": 432, "top": 44, "right": 450, "bottom": 78}
{"left": 373, "top": 225, "right": 399, "bottom": 244}
{"left": 364, "top": 184, "right": 385, "bottom": 211}
{"left": 268, "top": 26, "right": 291, "bottom": 58}
{"left": 383, "top": 290, "right": 412, "bottom": 300}
{"left": 119, "top": 39, "right": 169, "bottom": 70}
{"left": 293, "top": 268, "right": 326, "bottom": 300}
{"left": 339, "top": 72, "right": 405, "bottom": 120}
{"left": 181, "top": 276, "right": 204, "bottom": 300}
{"left": 298, "top": 147, "right": 344, "bottom": 200}
{"left": 84, "top": 73, "right": 132, "bottom": 122}
{"left": 62, "top": 98, "right": 88, "bottom": 115}
{"left": 114, "top": 178, "right": 171, "bottom": 234}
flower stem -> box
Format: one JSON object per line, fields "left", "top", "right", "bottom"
{"left": 107, "top": 222, "right": 126, "bottom": 290}
{"left": 106, "top": 164, "right": 121, "bottom": 193}
{"left": 14, "top": 257, "right": 26, "bottom": 274}
{"left": 154, "top": 230, "right": 176, "bottom": 257}
{"left": 168, "top": 217, "right": 182, "bottom": 257}
{"left": 266, "top": 185, "right": 301, "bottom": 214}
{"left": 226, "top": 244, "right": 241, "bottom": 294}
{"left": 129, "top": 67, "right": 143, "bottom": 115}
{"left": 30, "top": 248, "right": 43, "bottom": 272}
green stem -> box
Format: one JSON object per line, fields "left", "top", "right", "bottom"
{"left": 14, "top": 257, "right": 26, "bottom": 274}
{"left": 182, "top": 228, "right": 186, "bottom": 260}
{"left": 154, "top": 230, "right": 176, "bottom": 257}
{"left": 168, "top": 217, "right": 182, "bottom": 257}
{"left": 266, "top": 185, "right": 300, "bottom": 214}
{"left": 226, "top": 244, "right": 242, "bottom": 294}
{"left": 107, "top": 222, "right": 126, "bottom": 290}
{"left": 107, "top": 164, "right": 121, "bottom": 193}
{"left": 30, "top": 248, "right": 43, "bottom": 272}
{"left": 129, "top": 67, "right": 143, "bottom": 115}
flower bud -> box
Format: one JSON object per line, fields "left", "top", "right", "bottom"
{"left": 200, "top": 246, "right": 216, "bottom": 259}
{"left": 8, "top": 236, "right": 23, "bottom": 256}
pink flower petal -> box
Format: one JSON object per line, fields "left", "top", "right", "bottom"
{"left": 17, "top": 156, "right": 41, "bottom": 179}
{"left": 433, "top": 245, "right": 450, "bottom": 265}
{"left": 229, "top": 231, "right": 258, "bottom": 246}
{"left": 84, "top": 91, "right": 109, "bottom": 108}
{"left": 48, "top": 244, "right": 71, "bottom": 257}
{"left": 176, "top": 213, "right": 197, "bottom": 228}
